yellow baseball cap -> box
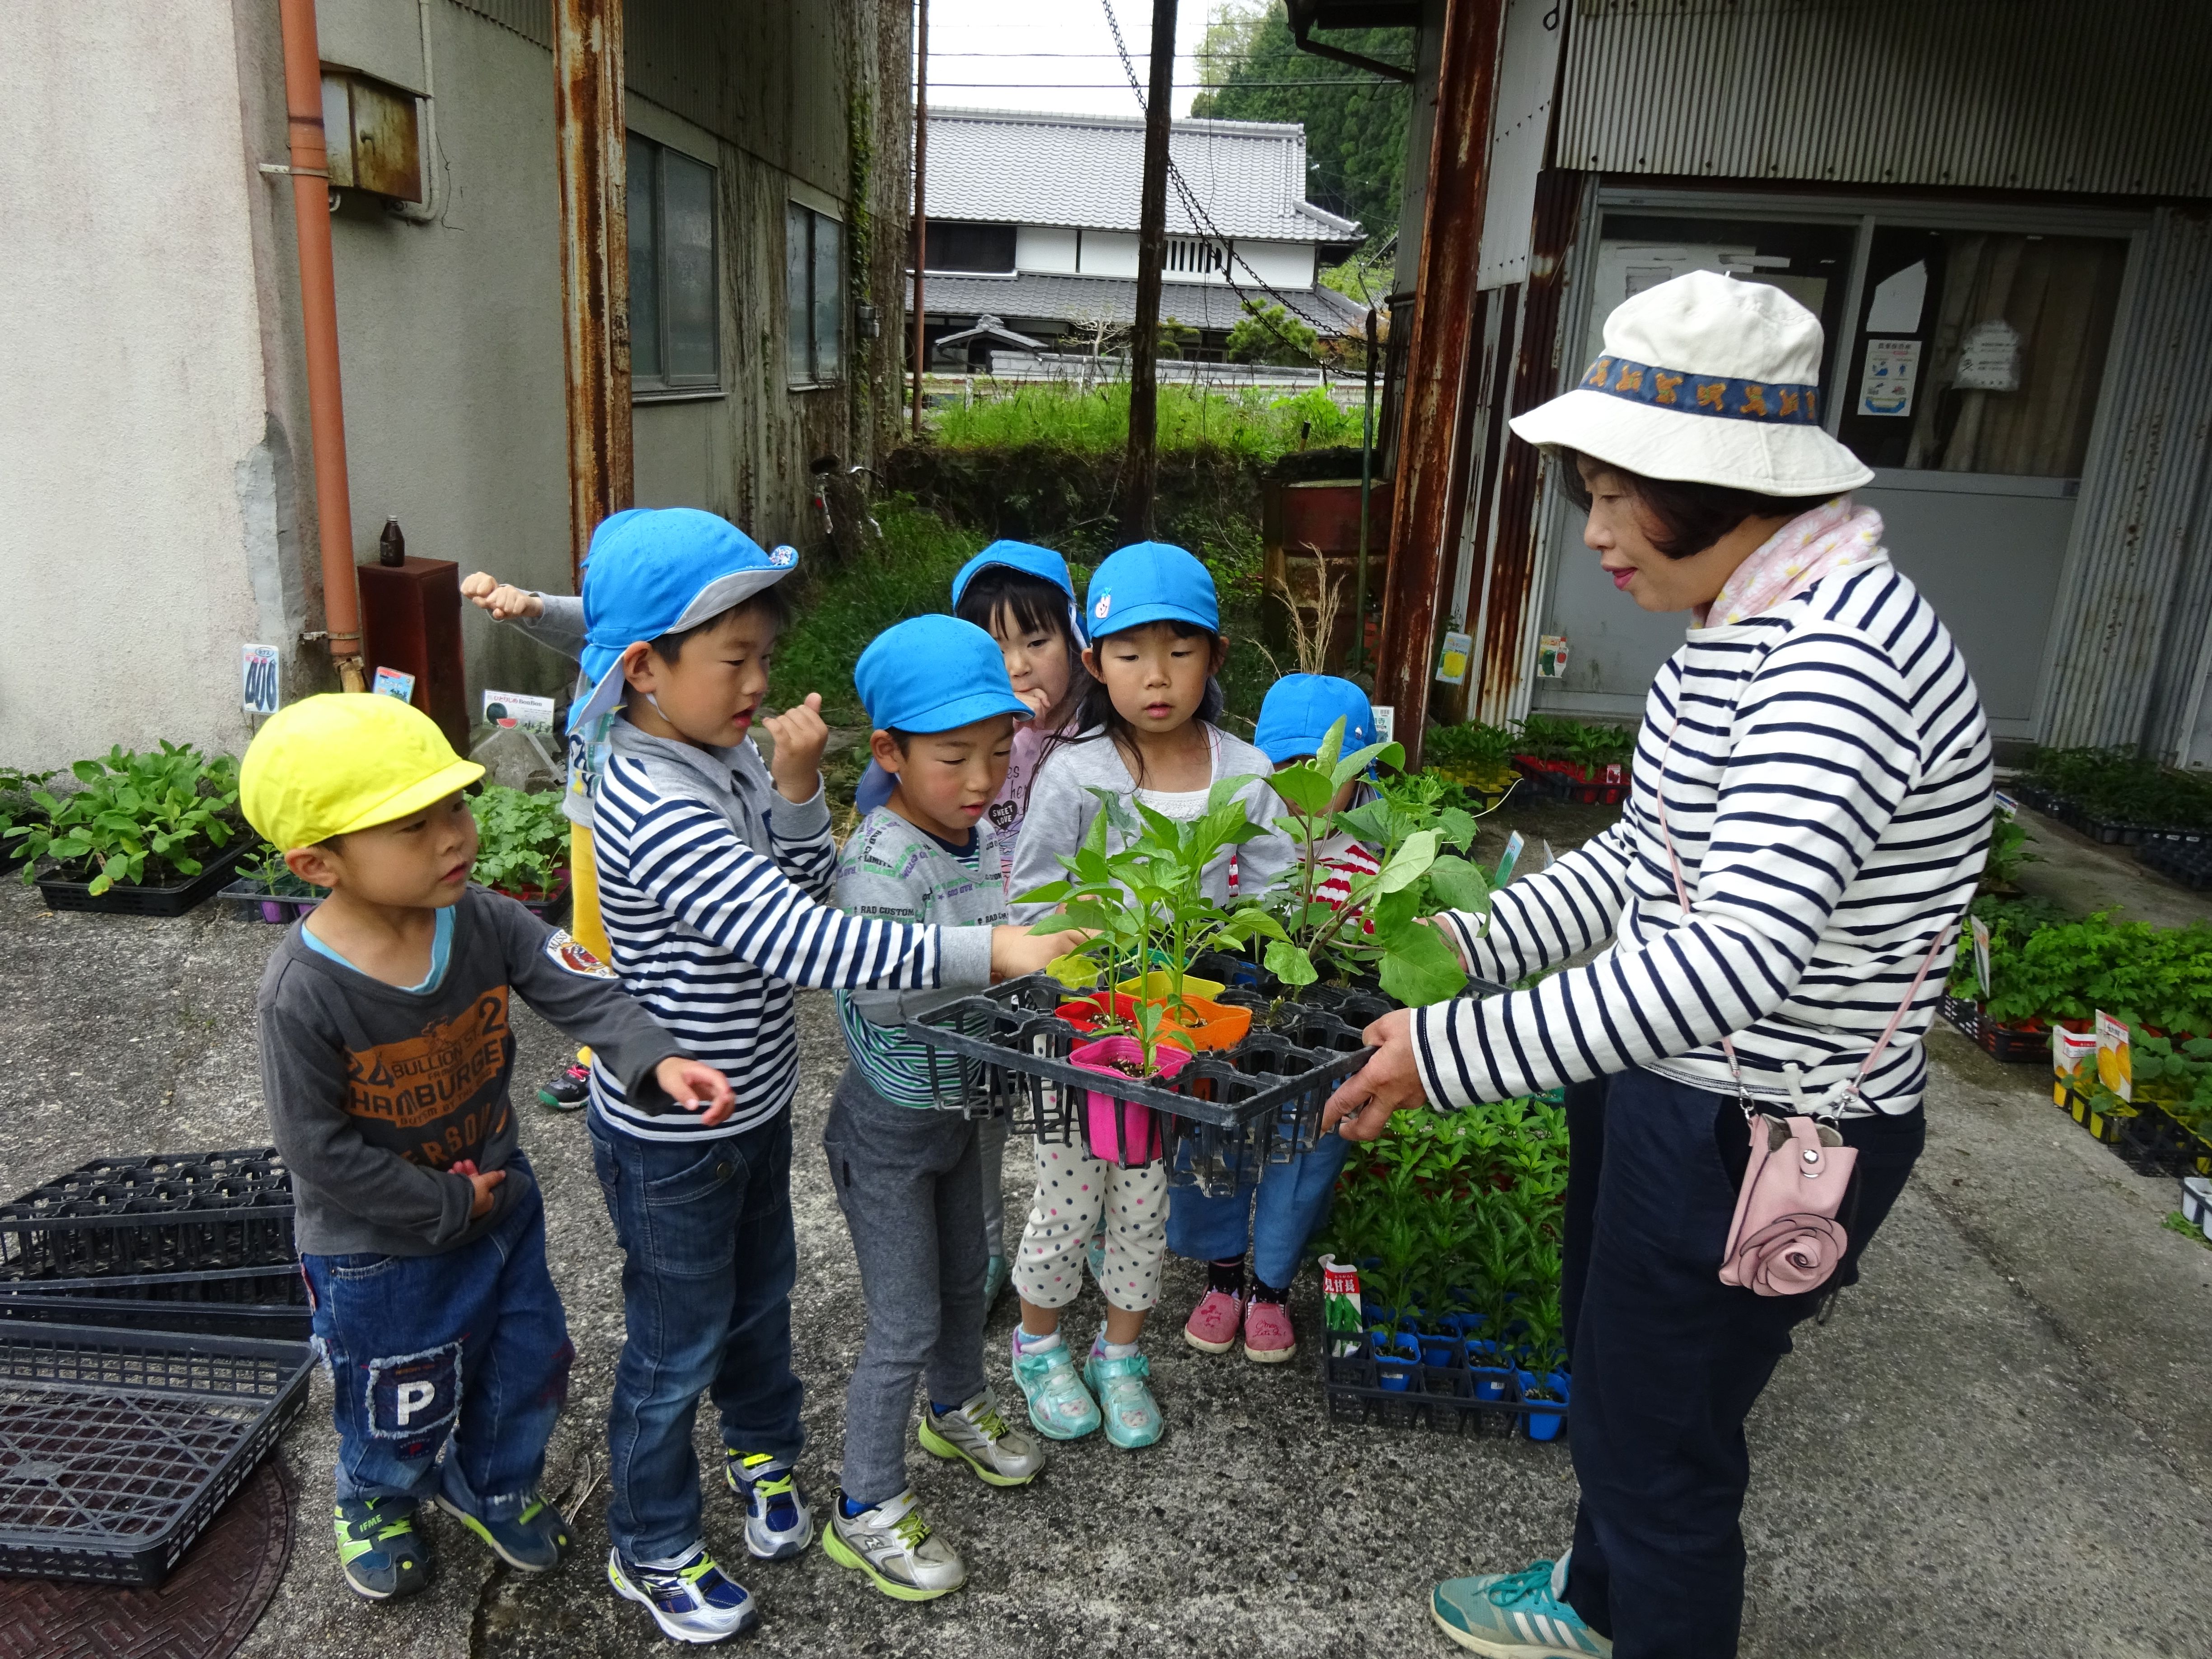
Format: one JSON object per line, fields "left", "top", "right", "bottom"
{"left": 241, "top": 694, "right": 485, "bottom": 851}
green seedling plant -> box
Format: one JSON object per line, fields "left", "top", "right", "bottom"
{"left": 1263, "top": 717, "right": 1495, "bottom": 1006}
{"left": 469, "top": 785, "right": 569, "bottom": 898}
{"left": 0, "top": 768, "right": 55, "bottom": 848}
{"left": 235, "top": 842, "right": 320, "bottom": 899}
{"left": 1017, "top": 779, "right": 1288, "bottom": 1074}
{"left": 9, "top": 744, "right": 239, "bottom": 895}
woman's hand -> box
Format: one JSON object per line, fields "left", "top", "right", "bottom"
{"left": 1322, "top": 1007, "right": 1433, "bottom": 1141}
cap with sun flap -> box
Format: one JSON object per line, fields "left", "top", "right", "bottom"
{"left": 951, "top": 539, "right": 1087, "bottom": 645}
{"left": 566, "top": 507, "right": 799, "bottom": 734}
{"left": 241, "top": 694, "right": 485, "bottom": 852}
{"left": 1253, "top": 674, "right": 1378, "bottom": 765}
{"left": 854, "top": 615, "right": 1034, "bottom": 735}
{"left": 1083, "top": 541, "right": 1218, "bottom": 636}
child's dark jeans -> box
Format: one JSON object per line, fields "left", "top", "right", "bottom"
{"left": 302, "top": 1153, "right": 572, "bottom": 1522}
{"left": 588, "top": 1107, "right": 804, "bottom": 1564}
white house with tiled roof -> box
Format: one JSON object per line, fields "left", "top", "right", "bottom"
{"left": 915, "top": 108, "right": 1367, "bottom": 362}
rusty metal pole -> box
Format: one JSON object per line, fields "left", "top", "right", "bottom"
{"left": 553, "top": 0, "right": 633, "bottom": 586}
{"left": 1118, "top": 0, "right": 1178, "bottom": 545}
{"left": 1352, "top": 305, "right": 1379, "bottom": 674}
{"left": 1375, "top": 0, "right": 1503, "bottom": 769}
{"left": 910, "top": 0, "right": 929, "bottom": 437}
{"left": 277, "top": 0, "right": 366, "bottom": 691}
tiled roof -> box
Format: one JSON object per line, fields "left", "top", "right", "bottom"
{"left": 923, "top": 108, "right": 1362, "bottom": 244}
{"left": 919, "top": 270, "right": 1369, "bottom": 336}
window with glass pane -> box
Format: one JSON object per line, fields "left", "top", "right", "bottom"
{"left": 787, "top": 205, "right": 845, "bottom": 387}
{"left": 1836, "top": 228, "right": 2126, "bottom": 477}
{"left": 628, "top": 134, "right": 719, "bottom": 395}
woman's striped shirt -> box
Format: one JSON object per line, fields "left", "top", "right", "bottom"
{"left": 1416, "top": 555, "right": 1992, "bottom": 1117}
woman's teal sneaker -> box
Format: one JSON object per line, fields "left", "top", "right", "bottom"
{"left": 1082, "top": 1341, "right": 1163, "bottom": 1450}
{"left": 333, "top": 1497, "right": 431, "bottom": 1600}
{"left": 1008, "top": 1331, "right": 1101, "bottom": 1440}
{"left": 1430, "top": 1558, "right": 1612, "bottom": 1656}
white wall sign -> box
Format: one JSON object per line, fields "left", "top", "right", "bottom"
{"left": 1955, "top": 319, "right": 2023, "bottom": 392}
{"left": 1857, "top": 338, "right": 1922, "bottom": 417}
{"left": 242, "top": 644, "right": 280, "bottom": 715}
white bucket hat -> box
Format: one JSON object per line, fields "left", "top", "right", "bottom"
{"left": 1511, "top": 269, "right": 1873, "bottom": 497}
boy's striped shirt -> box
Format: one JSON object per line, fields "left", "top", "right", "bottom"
{"left": 587, "top": 726, "right": 991, "bottom": 1140}
{"left": 1415, "top": 557, "right": 1992, "bottom": 1117}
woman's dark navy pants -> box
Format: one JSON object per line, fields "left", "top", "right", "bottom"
{"left": 1557, "top": 1066, "right": 1924, "bottom": 1659}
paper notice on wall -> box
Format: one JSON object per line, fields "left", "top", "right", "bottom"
{"left": 1434, "top": 630, "right": 1472, "bottom": 686}
{"left": 2095, "top": 1010, "right": 2132, "bottom": 1101}
{"left": 372, "top": 666, "right": 417, "bottom": 702}
{"left": 1858, "top": 339, "right": 1922, "bottom": 417}
{"left": 1865, "top": 261, "right": 1928, "bottom": 333}
{"left": 483, "top": 690, "right": 557, "bottom": 733}
{"left": 242, "top": 644, "right": 280, "bottom": 715}
{"left": 1537, "top": 634, "right": 1569, "bottom": 678}
{"left": 1955, "top": 319, "right": 2023, "bottom": 392}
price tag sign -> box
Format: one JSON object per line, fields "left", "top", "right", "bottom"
{"left": 242, "top": 644, "right": 280, "bottom": 715}
{"left": 1496, "top": 830, "right": 1526, "bottom": 886}
{"left": 372, "top": 666, "right": 417, "bottom": 703}
{"left": 1970, "top": 914, "right": 1992, "bottom": 997}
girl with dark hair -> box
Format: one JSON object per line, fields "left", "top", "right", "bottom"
{"left": 1324, "top": 271, "right": 1992, "bottom": 1659}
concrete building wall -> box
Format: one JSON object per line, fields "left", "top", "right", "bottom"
{"left": 1018, "top": 225, "right": 1081, "bottom": 275}
{"left": 0, "top": 0, "right": 276, "bottom": 769}
{"left": 1230, "top": 239, "right": 1316, "bottom": 289}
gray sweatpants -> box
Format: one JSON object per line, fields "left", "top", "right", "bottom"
{"left": 822, "top": 1068, "right": 989, "bottom": 1506}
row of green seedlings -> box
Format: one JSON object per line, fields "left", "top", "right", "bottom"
{"left": 1425, "top": 713, "right": 1637, "bottom": 792}
{"left": 1950, "top": 892, "right": 2212, "bottom": 1040}
{"left": 0, "top": 747, "right": 564, "bottom": 903}
{"left": 1317, "top": 1092, "right": 1571, "bottom": 1417}
{"left": 2016, "top": 745, "right": 2212, "bottom": 831}
{"left": 1024, "top": 722, "right": 1502, "bottom": 1073}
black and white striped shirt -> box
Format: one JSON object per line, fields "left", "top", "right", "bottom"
{"left": 587, "top": 723, "right": 994, "bottom": 1140}
{"left": 1417, "top": 556, "right": 1992, "bottom": 1116}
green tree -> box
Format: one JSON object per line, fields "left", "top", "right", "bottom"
{"left": 1189, "top": 1, "right": 1412, "bottom": 249}
{"left": 1224, "top": 299, "right": 1319, "bottom": 366}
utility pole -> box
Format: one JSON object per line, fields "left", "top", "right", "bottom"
{"left": 1118, "top": 0, "right": 1177, "bottom": 545}
{"left": 553, "top": 0, "right": 633, "bottom": 586}
{"left": 910, "top": 0, "right": 929, "bottom": 437}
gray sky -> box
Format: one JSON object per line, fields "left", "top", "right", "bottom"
{"left": 918, "top": 0, "right": 1222, "bottom": 120}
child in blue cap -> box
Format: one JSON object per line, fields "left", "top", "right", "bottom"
{"left": 1000, "top": 541, "right": 1298, "bottom": 1452}
{"left": 1176, "top": 673, "right": 1380, "bottom": 1364}
{"left": 569, "top": 509, "right": 1078, "bottom": 1642}
{"left": 851, "top": 539, "right": 1093, "bottom": 1309}
{"left": 819, "top": 614, "right": 1052, "bottom": 1602}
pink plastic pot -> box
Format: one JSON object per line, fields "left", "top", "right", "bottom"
{"left": 1067, "top": 1035, "right": 1192, "bottom": 1167}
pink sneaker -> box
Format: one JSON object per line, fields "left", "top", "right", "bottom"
{"left": 1182, "top": 1289, "right": 1243, "bottom": 1354}
{"left": 1242, "top": 1298, "right": 1296, "bottom": 1363}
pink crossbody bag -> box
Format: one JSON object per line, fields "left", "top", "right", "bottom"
{"left": 1651, "top": 735, "right": 1956, "bottom": 1298}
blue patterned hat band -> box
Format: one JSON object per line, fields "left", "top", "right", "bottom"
{"left": 1579, "top": 354, "right": 1821, "bottom": 426}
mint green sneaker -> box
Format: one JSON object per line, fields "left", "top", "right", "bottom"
{"left": 1083, "top": 1336, "right": 1163, "bottom": 1450}
{"left": 1008, "top": 1331, "right": 1100, "bottom": 1440}
{"left": 1430, "top": 1557, "right": 1612, "bottom": 1656}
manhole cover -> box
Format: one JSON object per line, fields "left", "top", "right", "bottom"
{"left": 0, "top": 1457, "right": 292, "bottom": 1659}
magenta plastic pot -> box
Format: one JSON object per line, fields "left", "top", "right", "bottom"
{"left": 1067, "top": 1035, "right": 1191, "bottom": 1167}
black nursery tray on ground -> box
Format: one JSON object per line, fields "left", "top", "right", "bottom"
{"left": 1320, "top": 1331, "right": 1567, "bottom": 1439}
{"left": 1938, "top": 995, "right": 2053, "bottom": 1064}
{"left": 0, "top": 1322, "right": 313, "bottom": 1586}
{"left": 33, "top": 840, "right": 254, "bottom": 919}
{"left": 0, "top": 1151, "right": 300, "bottom": 1337}
{"left": 2136, "top": 833, "right": 2212, "bottom": 891}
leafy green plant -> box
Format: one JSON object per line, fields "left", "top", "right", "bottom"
{"left": 235, "top": 842, "right": 321, "bottom": 899}
{"left": 9, "top": 745, "right": 239, "bottom": 895}
{"left": 1262, "top": 717, "right": 1494, "bottom": 1006}
{"left": 1982, "top": 804, "right": 2038, "bottom": 890}
{"left": 469, "top": 785, "right": 568, "bottom": 897}
{"left": 2021, "top": 745, "right": 2212, "bottom": 829}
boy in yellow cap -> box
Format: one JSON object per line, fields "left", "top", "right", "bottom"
{"left": 242, "top": 693, "right": 734, "bottom": 1606}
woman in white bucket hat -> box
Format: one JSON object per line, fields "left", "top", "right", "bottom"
{"left": 1324, "top": 271, "right": 1993, "bottom": 1659}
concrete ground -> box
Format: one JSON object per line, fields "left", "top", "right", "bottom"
{"left": 2, "top": 805, "right": 2209, "bottom": 1658}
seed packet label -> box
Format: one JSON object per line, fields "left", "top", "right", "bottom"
{"left": 1602, "top": 762, "right": 1626, "bottom": 786}
{"left": 372, "top": 666, "right": 417, "bottom": 702}
{"left": 1434, "top": 630, "right": 1472, "bottom": 686}
{"left": 1496, "top": 830, "right": 1525, "bottom": 886}
{"left": 1372, "top": 705, "right": 1395, "bottom": 745}
{"left": 2095, "top": 1010, "right": 2132, "bottom": 1101}
{"left": 1994, "top": 790, "right": 2018, "bottom": 819}
{"left": 1971, "top": 915, "right": 1992, "bottom": 998}
{"left": 1540, "top": 838, "right": 1556, "bottom": 873}
{"left": 2052, "top": 1026, "right": 2098, "bottom": 1106}
{"left": 1537, "top": 634, "right": 1569, "bottom": 678}
{"left": 1320, "top": 1255, "right": 1364, "bottom": 1355}
{"left": 242, "top": 644, "right": 280, "bottom": 714}
{"left": 483, "top": 689, "right": 556, "bottom": 733}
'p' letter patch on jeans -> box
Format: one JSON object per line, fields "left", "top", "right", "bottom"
{"left": 365, "top": 1342, "right": 462, "bottom": 1439}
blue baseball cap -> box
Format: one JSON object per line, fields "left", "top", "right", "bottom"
{"left": 854, "top": 615, "right": 1034, "bottom": 735}
{"left": 567, "top": 509, "right": 797, "bottom": 733}
{"left": 1254, "top": 674, "right": 1378, "bottom": 764}
{"left": 952, "top": 539, "right": 1087, "bottom": 645}
{"left": 1084, "top": 541, "right": 1218, "bottom": 637}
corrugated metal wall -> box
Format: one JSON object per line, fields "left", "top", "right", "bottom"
{"left": 1559, "top": 0, "right": 2212, "bottom": 198}
{"left": 2039, "top": 209, "right": 2212, "bottom": 752}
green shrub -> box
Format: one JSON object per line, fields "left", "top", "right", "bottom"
{"left": 469, "top": 785, "right": 568, "bottom": 898}
{"left": 2021, "top": 746, "right": 2212, "bottom": 828}
{"left": 929, "top": 381, "right": 1362, "bottom": 461}
{"left": 9, "top": 744, "right": 239, "bottom": 895}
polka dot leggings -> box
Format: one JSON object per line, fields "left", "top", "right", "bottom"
{"left": 1012, "top": 1138, "right": 1167, "bottom": 1312}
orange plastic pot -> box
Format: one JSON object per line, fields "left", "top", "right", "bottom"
{"left": 1056, "top": 990, "right": 1251, "bottom": 1053}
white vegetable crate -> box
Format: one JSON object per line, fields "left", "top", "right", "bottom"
{"left": 2181, "top": 1175, "right": 2212, "bottom": 1242}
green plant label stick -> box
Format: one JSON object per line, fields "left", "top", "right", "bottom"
{"left": 1971, "top": 915, "right": 1992, "bottom": 998}
{"left": 1496, "top": 830, "right": 1525, "bottom": 886}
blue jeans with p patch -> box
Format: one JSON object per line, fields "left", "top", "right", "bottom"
{"left": 302, "top": 1156, "right": 572, "bottom": 1521}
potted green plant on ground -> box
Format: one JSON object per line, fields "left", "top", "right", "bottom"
{"left": 0, "top": 769, "right": 55, "bottom": 872}
{"left": 9, "top": 745, "right": 246, "bottom": 914}
{"left": 226, "top": 843, "right": 323, "bottom": 923}
{"left": 468, "top": 785, "right": 571, "bottom": 914}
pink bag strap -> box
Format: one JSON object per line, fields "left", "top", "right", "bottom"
{"left": 1649, "top": 722, "right": 1956, "bottom": 1117}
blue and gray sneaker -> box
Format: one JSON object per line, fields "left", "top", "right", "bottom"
{"left": 607, "top": 1546, "right": 761, "bottom": 1643}
{"left": 431, "top": 1491, "right": 572, "bottom": 1572}
{"left": 1430, "top": 1557, "right": 1612, "bottom": 1656}
{"left": 1009, "top": 1331, "right": 1101, "bottom": 1440}
{"left": 333, "top": 1496, "right": 431, "bottom": 1600}
{"left": 723, "top": 1450, "right": 813, "bottom": 1560}
{"left": 1083, "top": 1334, "right": 1164, "bottom": 1450}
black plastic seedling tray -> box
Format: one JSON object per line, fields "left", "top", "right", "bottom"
{"left": 0, "top": 1150, "right": 294, "bottom": 1281}
{"left": 0, "top": 1265, "right": 311, "bottom": 1340}
{"left": 0, "top": 1321, "right": 314, "bottom": 1585}
{"left": 1938, "top": 995, "right": 2053, "bottom": 1065}
{"left": 2137, "top": 834, "right": 2212, "bottom": 891}
{"left": 1320, "top": 1329, "right": 1568, "bottom": 1439}
{"left": 33, "top": 839, "right": 254, "bottom": 918}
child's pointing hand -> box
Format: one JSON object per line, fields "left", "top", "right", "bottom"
{"left": 762, "top": 693, "right": 830, "bottom": 804}
{"left": 656, "top": 1056, "right": 737, "bottom": 1127}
